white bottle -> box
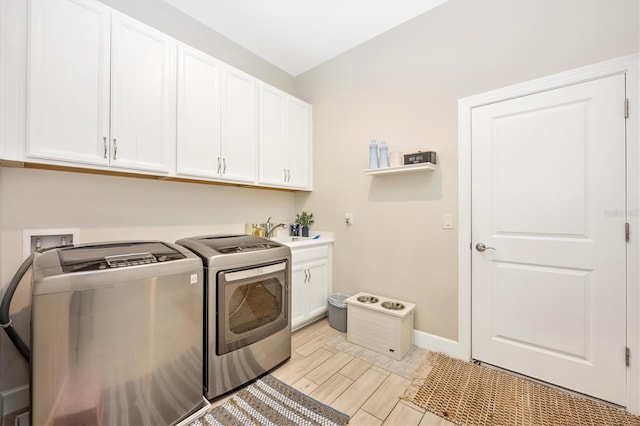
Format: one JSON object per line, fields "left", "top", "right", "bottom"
{"left": 369, "top": 140, "right": 379, "bottom": 169}
{"left": 379, "top": 141, "right": 389, "bottom": 168}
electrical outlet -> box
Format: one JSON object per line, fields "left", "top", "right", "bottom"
{"left": 345, "top": 212, "right": 354, "bottom": 225}
{"left": 23, "top": 228, "right": 80, "bottom": 259}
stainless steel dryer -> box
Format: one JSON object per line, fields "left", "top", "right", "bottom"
{"left": 176, "top": 234, "right": 291, "bottom": 400}
{"left": 31, "top": 241, "right": 204, "bottom": 426}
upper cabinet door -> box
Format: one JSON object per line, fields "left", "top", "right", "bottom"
{"left": 220, "top": 66, "right": 257, "bottom": 183}
{"left": 258, "top": 82, "right": 312, "bottom": 190}
{"left": 286, "top": 97, "right": 312, "bottom": 189}
{"left": 110, "top": 13, "right": 176, "bottom": 173}
{"left": 176, "top": 44, "right": 221, "bottom": 178}
{"left": 258, "top": 83, "right": 287, "bottom": 186}
{"left": 28, "top": 0, "right": 111, "bottom": 165}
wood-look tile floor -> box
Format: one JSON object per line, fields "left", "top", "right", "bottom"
{"left": 213, "top": 318, "right": 454, "bottom": 426}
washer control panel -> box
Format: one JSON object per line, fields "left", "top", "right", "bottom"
{"left": 59, "top": 242, "right": 186, "bottom": 273}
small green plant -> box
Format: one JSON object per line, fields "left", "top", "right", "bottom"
{"left": 295, "top": 211, "right": 315, "bottom": 227}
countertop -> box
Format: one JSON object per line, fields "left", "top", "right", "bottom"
{"left": 270, "top": 232, "right": 334, "bottom": 249}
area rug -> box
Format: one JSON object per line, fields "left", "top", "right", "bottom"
{"left": 189, "top": 375, "right": 349, "bottom": 426}
{"left": 403, "top": 352, "right": 640, "bottom": 426}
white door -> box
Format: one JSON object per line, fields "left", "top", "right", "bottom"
{"left": 471, "top": 73, "right": 627, "bottom": 405}
{"left": 291, "top": 266, "right": 307, "bottom": 329}
{"left": 220, "top": 66, "right": 257, "bottom": 183}
{"left": 286, "top": 97, "right": 312, "bottom": 189}
{"left": 111, "top": 13, "right": 175, "bottom": 173}
{"left": 259, "top": 83, "right": 287, "bottom": 186}
{"left": 176, "top": 44, "right": 221, "bottom": 178}
{"left": 28, "top": 0, "right": 111, "bottom": 165}
{"left": 306, "top": 261, "right": 329, "bottom": 319}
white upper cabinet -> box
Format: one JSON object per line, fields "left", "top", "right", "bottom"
{"left": 27, "top": 1, "right": 176, "bottom": 174}
{"left": 28, "top": 0, "right": 111, "bottom": 165}
{"left": 176, "top": 44, "right": 257, "bottom": 184}
{"left": 176, "top": 44, "right": 222, "bottom": 178}
{"left": 259, "top": 83, "right": 312, "bottom": 190}
{"left": 110, "top": 13, "right": 176, "bottom": 173}
{"left": 20, "top": 0, "right": 310, "bottom": 189}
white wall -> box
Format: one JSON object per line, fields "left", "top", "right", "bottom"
{"left": 100, "top": 0, "right": 296, "bottom": 94}
{"left": 294, "top": 0, "right": 640, "bottom": 340}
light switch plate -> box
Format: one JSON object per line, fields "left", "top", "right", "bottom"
{"left": 443, "top": 214, "right": 453, "bottom": 229}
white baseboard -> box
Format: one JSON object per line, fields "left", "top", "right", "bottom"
{"left": 0, "top": 384, "right": 29, "bottom": 418}
{"left": 413, "top": 329, "right": 468, "bottom": 360}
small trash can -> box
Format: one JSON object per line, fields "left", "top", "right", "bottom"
{"left": 327, "top": 293, "right": 350, "bottom": 332}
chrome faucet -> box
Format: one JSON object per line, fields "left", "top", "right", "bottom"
{"left": 265, "top": 217, "right": 287, "bottom": 238}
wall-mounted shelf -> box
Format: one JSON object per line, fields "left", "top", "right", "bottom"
{"left": 364, "top": 162, "right": 436, "bottom": 176}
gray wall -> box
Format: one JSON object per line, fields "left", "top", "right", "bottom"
{"left": 294, "top": 0, "right": 640, "bottom": 339}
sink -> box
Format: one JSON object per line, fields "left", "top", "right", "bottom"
{"left": 270, "top": 236, "right": 309, "bottom": 243}
{"left": 356, "top": 295, "right": 379, "bottom": 303}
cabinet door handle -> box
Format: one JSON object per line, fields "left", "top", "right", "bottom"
{"left": 303, "top": 269, "right": 308, "bottom": 283}
{"left": 284, "top": 168, "right": 287, "bottom": 182}
{"left": 223, "top": 158, "right": 227, "bottom": 174}
{"left": 286, "top": 169, "right": 291, "bottom": 182}
{"left": 308, "top": 268, "right": 311, "bottom": 282}
{"left": 112, "top": 138, "right": 117, "bottom": 160}
{"left": 103, "top": 137, "right": 107, "bottom": 159}
{"left": 217, "top": 157, "right": 221, "bottom": 174}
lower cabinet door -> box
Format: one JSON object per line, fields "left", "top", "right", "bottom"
{"left": 291, "top": 266, "right": 307, "bottom": 330}
{"left": 305, "top": 261, "right": 329, "bottom": 319}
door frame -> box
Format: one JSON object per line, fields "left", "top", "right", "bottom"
{"left": 458, "top": 54, "right": 640, "bottom": 413}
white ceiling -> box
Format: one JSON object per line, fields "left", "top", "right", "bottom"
{"left": 164, "top": 0, "right": 448, "bottom": 76}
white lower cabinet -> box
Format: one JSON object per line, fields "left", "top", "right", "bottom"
{"left": 290, "top": 244, "right": 332, "bottom": 330}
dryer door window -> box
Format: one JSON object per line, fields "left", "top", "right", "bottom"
{"left": 216, "top": 261, "right": 289, "bottom": 355}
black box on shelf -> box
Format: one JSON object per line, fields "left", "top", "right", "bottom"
{"left": 404, "top": 151, "right": 436, "bottom": 165}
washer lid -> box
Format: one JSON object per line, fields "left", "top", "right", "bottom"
{"left": 195, "top": 234, "right": 281, "bottom": 253}
{"left": 58, "top": 241, "right": 186, "bottom": 273}
{"left": 178, "top": 234, "right": 281, "bottom": 255}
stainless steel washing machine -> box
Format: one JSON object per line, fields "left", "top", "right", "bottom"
{"left": 176, "top": 234, "right": 291, "bottom": 400}
{"left": 31, "top": 241, "right": 204, "bottom": 426}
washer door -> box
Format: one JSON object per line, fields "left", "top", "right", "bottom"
{"left": 216, "top": 261, "right": 289, "bottom": 355}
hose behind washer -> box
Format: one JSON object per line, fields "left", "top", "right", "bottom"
{"left": 0, "top": 253, "right": 33, "bottom": 363}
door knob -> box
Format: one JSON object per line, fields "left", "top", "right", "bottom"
{"left": 475, "top": 243, "right": 496, "bottom": 252}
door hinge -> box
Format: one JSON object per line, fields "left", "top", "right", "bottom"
{"left": 626, "top": 347, "right": 630, "bottom": 367}
{"left": 626, "top": 222, "right": 630, "bottom": 242}
{"left": 625, "top": 98, "right": 629, "bottom": 119}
